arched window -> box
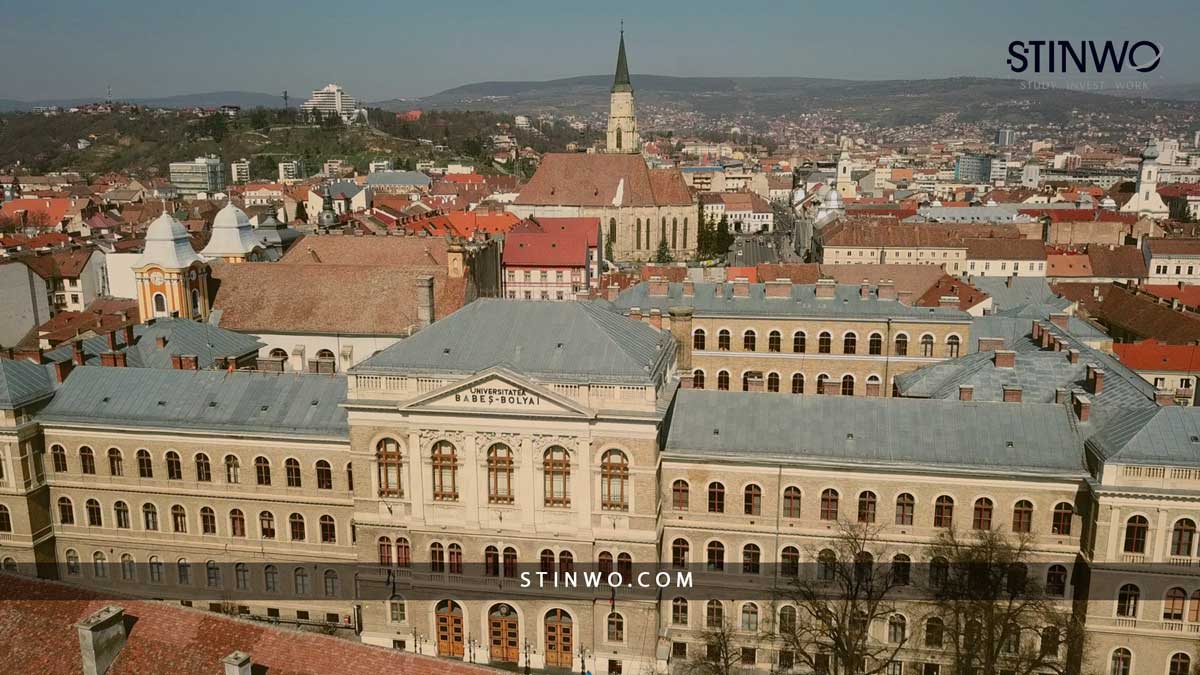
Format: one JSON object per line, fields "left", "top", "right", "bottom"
{"left": 1172, "top": 519, "right": 1197, "bottom": 557}
{"left": 254, "top": 456, "right": 270, "bottom": 486}
{"left": 925, "top": 617, "right": 944, "bottom": 648}
{"left": 693, "top": 369, "right": 705, "bottom": 389}
{"left": 841, "top": 374, "right": 855, "bottom": 396}
{"left": 80, "top": 446, "right": 96, "bottom": 475}
{"left": 718, "top": 329, "right": 731, "bottom": 351}
{"left": 706, "top": 541, "right": 725, "bottom": 571}
{"left": 743, "top": 330, "right": 756, "bottom": 352}
{"left": 947, "top": 335, "right": 961, "bottom": 357}
{"left": 782, "top": 547, "right": 800, "bottom": 577}
{"left": 617, "top": 552, "right": 631, "bottom": 580}
{"left": 259, "top": 511, "right": 275, "bottom": 539}
{"left": 921, "top": 334, "right": 935, "bottom": 357}
{"left": 316, "top": 460, "right": 332, "bottom": 490}
{"left": 556, "top": 551, "right": 570, "bottom": 576}
{"left": 717, "top": 370, "right": 730, "bottom": 391}
{"left": 378, "top": 537, "right": 393, "bottom": 567}
{"left": 206, "top": 560, "right": 221, "bottom": 588}
{"left": 820, "top": 489, "right": 839, "bottom": 521}
{"left": 973, "top": 498, "right": 994, "bottom": 530}
{"left": 930, "top": 557, "right": 949, "bottom": 586}
{"left": 671, "top": 539, "right": 689, "bottom": 568}
{"left": 65, "top": 549, "right": 80, "bottom": 576}
{"left": 1013, "top": 500, "right": 1034, "bottom": 533}
{"left": 165, "top": 451, "right": 181, "bottom": 480}
{"left": 152, "top": 292, "right": 167, "bottom": 317}
{"left": 672, "top": 218, "right": 678, "bottom": 249}
{"left": 200, "top": 506, "right": 216, "bottom": 534}
{"left": 195, "top": 453, "right": 211, "bottom": 482}
{"left": 693, "top": 329, "right": 706, "bottom": 351}
{"left": 779, "top": 605, "right": 797, "bottom": 634}
{"left": 1046, "top": 565, "right": 1067, "bottom": 596}
{"left": 609, "top": 218, "right": 617, "bottom": 249}
{"left": 59, "top": 496, "right": 75, "bottom": 525}
{"left": 1165, "top": 587, "right": 1188, "bottom": 621}
{"left": 607, "top": 612, "right": 625, "bottom": 642}
{"left": 1124, "top": 516, "right": 1149, "bottom": 553}
{"left": 230, "top": 509, "right": 245, "bottom": 537}
{"left": 224, "top": 455, "right": 239, "bottom": 483}
{"left": 742, "top": 373, "right": 752, "bottom": 392}
{"left": 431, "top": 441, "right": 458, "bottom": 501}
{"left": 818, "top": 332, "right": 832, "bottom": 354}
{"left": 1117, "top": 584, "right": 1139, "bottom": 617}
{"left": 396, "top": 538, "right": 411, "bottom": 567}
{"left": 86, "top": 499, "right": 102, "bottom": 527}
{"left": 868, "top": 333, "right": 883, "bottom": 355}
{"left": 636, "top": 219, "right": 643, "bottom": 250}
{"left": 598, "top": 551, "right": 613, "bottom": 575}
{"left": 888, "top": 615, "right": 907, "bottom": 644}
{"left": 486, "top": 547, "right": 503, "bottom": 577}
{"left": 136, "top": 450, "right": 152, "bottom": 478}
{"left": 1110, "top": 648, "right": 1131, "bottom": 675}
{"left": 487, "top": 444, "right": 514, "bottom": 504}
{"left": 817, "top": 549, "right": 836, "bottom": 581}
{"left": 234, "top": 563, "right": 248, "bottom": 590}
{"left": 167, "top": 504, "right": 186, "bottom": 533}
{"left": 843, "top": 333, "right": 857, "bottom": 354}
{"left": 376, "top": 438, "right": 402, "bottom": 497}
{"left": 285, "top": 458, "right": 302, "bottom": 487}
{"left": 293, "top": 567, "right": 309, "bottom": 595}
{"left": 263, "top": 565, "right": 277, "bottom": 592}
{"left": 793, "top": 331, "right": 806, "bottom": 353}
{"left": 672, "top": 597, "right": 689, "bottom": 626}
{"left": 319, "top": 515, "right": 336, "bottom": 543}
{"left": 121, "top": 554, "right": 135, "bottom": 581}
{"left": 934, "top": 496, "right": 954, "bottom": 528}
{"left": 857, "top": 491, "right": 877, "bottom": 523}
{"left": 895, "top": 334, "right": 909, "bottom": 356}
{"left": 708, "top": 482, "right": 725, "bottom": 513}
{"left": 543, "top": 446, "right": 570, "bottom": 506}
{"left": 768, "top": 331, "right": 781, "bottom": 353}
{"left": 706, "top": 600, "right": 724, "bottom": 628}
{"left": 269, "top": 348, "right": 288, "bottom": 359}
{"left": 0, "top": 505, "right": 10, "bottom": 534}
{"left": 791, "top": 373, "right": 804, "bottom": 394}
{"left": 601, "top": 449, "right": 629, "bottom": 510}
{"left": 289, "top": 513, "right": 305, "bottom": 541}
{"left": 142, "top": 503, "right": 157, "bottom": 530}
{"left": 892, "top": 554, "right": 911, "bottom": 585}
{"left": 896, "top": 493, "right": 915, "bottom": 525}
{"left": 1170, "top": 653, "right": 1191, "bottom": 675}
{"left": 741, "top": 603, "right": 759, "bottom": 631}
{"left": 93, "top": 551, "right": 107, "bottom": 578}
{"left": 783, "top": 487, "right": 802, "bottom": 518}
{"left": 107, "top": 448, "right": 123, "bottom": 476}
{"left": 672, "top": 480, "right": 690, "bottom": 510}
{"left": 742, "top": 544, "right": 761, "bottom": 574}
{"left": 744, "top": 485, "right": 762, "bottom": 515}
{"left": 51, "top": 445, "right": 67, "bottom": 472}
{"left": 1052, "top": 502, "right": 1074, "bottom": 535}
{"left": 767, "top": 372, "right": 780, "bottom": 392}
{"left": 816, "top": 374, "right": 829, "bottom": 394}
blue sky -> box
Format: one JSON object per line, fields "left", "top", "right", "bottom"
{"left": 1, "top": 0, "right": 1195, "bottom": 101}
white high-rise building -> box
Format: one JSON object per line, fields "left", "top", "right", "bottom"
{"left": 301, "top": 83, "right": 363, "bottom": 123}
{"left": 230, "top": 158, "right": 250, "bottom": 184}
{"left": 277, "top": 159, "right": 306, "bottom": 183}
{"left": 169, "top": 156, "right": 225, "bottom": 198}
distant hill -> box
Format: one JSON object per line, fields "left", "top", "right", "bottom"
{"left": 1100, "top": 82, "right": 1200, "bottom": 102}
{"left": 0, "top": 91, "right": 289, "bottom": 112}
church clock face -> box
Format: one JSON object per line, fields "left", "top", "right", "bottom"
{"left": 150, "top": 271, "right": 165, "bottom": 285}
{"left": 189, "top": 270, "right": 197, "bottom": 281}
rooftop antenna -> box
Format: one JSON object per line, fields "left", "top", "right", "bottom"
{"left": 106, "top": 84, "right": 112, "bottom": 105}
{"left": 282, "top": 90, "right": 289, "bottom": 110}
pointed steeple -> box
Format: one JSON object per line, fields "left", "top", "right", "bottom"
{"left": 612, "top": 25, "right": 632, "bottom": 93}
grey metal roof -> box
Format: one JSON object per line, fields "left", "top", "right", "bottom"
{"left": 365, "top": 171, "right": 431, "bottom": 187}
{"left": 354, "top": 299, "right": 674, "bottom": 386}
{"left": 968, "top": 314, "right": 1107, "bottom": 352}
{"left": 41, "top": 318, "right": 263, "bottom": 370}
{"left": 665, "top": 390, "right": 1085, "bottom": 476}
{"left": 613, "top": 282, "right": 970, "bottom": 322}
{"left": 971, "top": 277, "right": 1072, "bottom": 317}
{"left": 0, "top": 359, "right": 56, "bottom": 409}
{"left": 1090, "top": 406, "right": 1200, "bottom": 467}
{"left": 39, "top": 366, "right": 347, "bottom": 438}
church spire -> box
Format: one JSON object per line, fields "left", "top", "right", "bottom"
{"left": 612, "top": 25, "right": 632, "bottom": 93}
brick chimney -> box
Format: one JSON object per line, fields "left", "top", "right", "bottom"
{"left": 647, "top": 276, "right": 669, "bottom": 297}
{"left": 1049, "top": 313, "right": 1069, "bottom": 330}
{"left": 1031, "top": 321, "right": 1042, "bottom": 341}
{"left": 815, "top": 278, "right": 837, "bottom": 299}
{"left": 605, "top": 284, "right": 620, "bottom": 301}
{"left": 155, "top": 335, "right": 168, "bottom": 349}
{"left": 678, "top": 372, "right": 694, "bottom": 389}
{"left": 113, "top": 352, "right": 127, "bottom": 367}
{"left": 897, "top": 290, "right": 913, "bottom": 305}
{"left": 106, "top": 331, "right": 119, "bottom": 351}
{"left": 72, "top": 341, "right": 86, "bottom": 366}
{"left": 993, "top": 350, "right": 1016, "bottom": 368}
{"left": 668, "top": 306, "right": 693, "bottom": 371}
{"left": 859, "top": 279, "right": 870, "bottom": 299}
{"left": 732, "top": 277, "right": 750, "bottom": 298}
{"left": 877, "top": 280, "right": 897, "bottom": 300}
{"left": 1002, "top": 385, "right": 1023, "bottom": 403}
{"left": 122, "top": 324, "right": 135, "bottom": 348}
{"left": 629, "top": 307, "right": 642, "bottom": 322}
{"left": 53, "top": 359, "right": 73, "bottom": 383}
{"left": 77, "top": 606, "right": 127, "bottom": 675}
{"left": 977, "top": 337, "right": 1004, "bottom": 352}
{"left": 222, "top": 651, "right": 253, "bottom": 675}
{"left": 765, "top": 278, "right": 791, "bottom": 299}
{"left": 1087, "top": 365, "right": 1105, "bottom": 395}
{"left": 648, "top": 308, "right": 663, "bottom": 330}
{"left": 1005, "top": 274, "right": 1015, "bottom": 288}
{"left": 1055, "top": 388, "right": 1069, "bottom": 404}
{"left": 1072, "top": 392, "right": 1091, "bottom": 421}
{"left": 416, "top": 275, "right": 435, "bottom": 329}
{"left": 181, "top": 355, "right": 199, "bottom": 370}
{"left": 171, "top": 354, "right": 183, "bottom": 369}
{"left": 1067, "top": 348, "right": 1080, "bottom": 364}
{"left": 958, "top": 385, "right": 973, "bottom": 401}
{"left": 1156, "top": 389, "right": 1176, "bottom": 406}
{"left": 682, "top": 280, "right": 695, "bottom": 297}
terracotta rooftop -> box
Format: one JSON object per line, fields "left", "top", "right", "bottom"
{"left": 963, "top": 237, "right": 1047, "bottom": 261}
{"left": 1142, "top": 283, "right": 1200, "bottom": 308}
{"left": 1145, "top": 238, "right": 1200, "bottom": 256}
{"left": 1114, "top": 338, "right": 1200, "bottom": 374}
{"left": 17, "top": 247, "right": 95, "bottom": 279}
{"left": 279, "top": 235, "right": 449, "bottom": 267}
{"left": 514, "top": 153, "right": 691, "bottom": 207}
{"left": 821, "top": 219, "right": 1023, "bottom": 248}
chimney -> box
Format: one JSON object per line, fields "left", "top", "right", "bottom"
{"left": 1040, "top": 326, "right": 1055, "bottom": 349}
{"left": 53, "top": 359, "right": 73, "bottom": 383}
{"left": 938, "top": 295, "right": 958, "bottom": 309}
{"left": 1087, "top": 366, "right": 1105, "bottom": 395}
{"left": 682, "top": 280, "right": 695, "bottom": 297}
{"left": 222, "top": 651, "right": 253, "bottom": 675}
{"left": 106, "top": 331, "right": 118, "bottom": 351}
{"left": 859, "top": 279, "right": 870, "bottom": 299}
{"left": 647, "top": 276, "right": 669, "bottom": 297}
{"left": 1072, "top": 392, "right": 1091, "bottom": 422}
{"left": 171, "top": 354, "right": 183, "bottom": 369}
{"left": 1005, "top": 274, "right": 1015, "bottom": 288}
{"left": 1052, "top": 337, "right": 1063, "bottom": 352}
{"left": 977, "top": 337, "right": 1004, "bottom": 352}
{"left": 765, "top": 278, "right": 791, "bottom": 298}
{"left": 815, "top": 278, "right": 837, "bottom": 299}
{"left": 648, "top": 308, "right": 663, "bottom": 330}
{"left": 1002, "top": 385, "right": 1023, "bottom": 403}
{"left": 605, "top": 284, "right": 620, "bottom": 301}
{"left": 1055, "top": 388, "right": 1069, "bottom": 404}
{"left": 1049, "top": 313, "right": 1069, "bottom": 330}
{"left": 732, "top": 277, "right": 750, "bottom": 298}
{"left": 72, "top": 341, "right": 86, "bottom": 366}
{"left": 897, "top": 290, "right": 913, "bottom": 305}
{"left": 993, "top": 350, "right": 1016, "bottom": 368}
{"left": 1156, "top": 389, "right": 1176, "bottom": 406}
{"left": 668, "top": 306, "right": 693, "bottom": 371}
{"left": 958, "top": 384, "right": 973, "bottom": 401}
{"left": 678, "top": 372, "right": 694, "bottom": 389}
{"left": 100, "top": 352, "right": 117, "bottom": 367}
{"left": 122, "top": 324, "right": 135, "bottom": 347}
{"left": 1031, "top": 321, "right": 1042, "bottom": 341}
{"left": 1067, "top": 348, "right": 1080, "bottom": 364}
{"left": 877, "top": 280, "right": 897, "bottom": 301}
{"left": 629, "top": 307, "right": 642, "bottom": 322}
{"left": 155, "top": 335, "right": 167, "bottom": 349}
{"left": 19, "top": 347, "right": 45, "bottom": 364}
{"left": 416, "top": 275, "right": 435, "bottom": 329}
{"left": 76, "top": 605, "right": 127, "bottom": 675}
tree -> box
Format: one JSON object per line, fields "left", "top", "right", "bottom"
{"left": 293, "top": 201, "right": 308, "bottom": 223}
{"left": 776, "top": 522, "right": 908, "bottom": 675}
{"left": 926, "top": 528, "right": 1087, "bottom": 675}
{"left": 654, "top": 237, "right": 674, "bottom": 264}
{"left": 714, "top": 214, "right": 734, "bottom": 258}
{"left": 683, "top": 618, "right": 745, "bottom": 675}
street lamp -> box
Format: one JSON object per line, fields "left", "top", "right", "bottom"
{"left": 524, "top": 638, "right": 533, "bottom": 675}
{"left": 468, "top": 637, "right": 478, "bottom": 664}
{"left": 578, "top": 645, "right": 590, "bottom": 675}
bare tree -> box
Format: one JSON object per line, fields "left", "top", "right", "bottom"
{"left": 776, "top": 521, "right": 908, "bottom": 675}
{"left": 682, "top": 618, "right": 749, "bottom": 675}
{"left": 925, "top": 528, "right": 1087, "bottom": 675}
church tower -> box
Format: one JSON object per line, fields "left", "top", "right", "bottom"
{"left": 133, "top": 211, "right": 212, "bottom": 323}
{"left": 605, "top": 28, "right": 640, "bottom": 154}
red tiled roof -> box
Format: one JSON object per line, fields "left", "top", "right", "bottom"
{"left": 17, "top": 248, "right": 94, "bottom": 279}
{"left": 1158, "top": 183, "right": 1200, "bottom": 198}
{"left": 1114, "top": 338, "right": 1200, "bottom": 373}
{"left": 640, "top": 265, "right": 690, "bottom": 282}
{"left": 514, "top": 217, "right": 600, "bottom": 248}
{"left": 1142, "top": 284, "right": 1200, "bottom": 308}
{"left": 1086, "top": 244, "right": 1147, "bottom": 278}
{"left": 1145, "top": 238, "right": 1200, "bottom": 256}
{"left": 503, "top": 229, "right": 589, "bottom": 267}
{"left": 1046, "top": 253, "right": 1093, "bottom": 277}
{"left": 0, "top": 198, "right": 74, "bottom": 227}
{"left": 821, "top": 218, "right": 1022, "bottom": 248}
{"left": 964, "top": 237, "right": 1047, "bottom": 261}
{"left": 1019, "top": 208, "right": 1138, "bottom": 224}
{"left": 515, "top": 154, "right": 691, "bottom": 207}
{"left": 0, "top": 572, "right": 498, "bottom": 675}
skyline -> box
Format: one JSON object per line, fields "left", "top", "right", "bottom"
{"left": 2, "top": 0, "right": 1197, "bottom": 102}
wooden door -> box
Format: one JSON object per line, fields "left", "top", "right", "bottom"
{"left": 436, "top": 601, "right": 464, "bottom": 657}
{"left": 490, "top": 611, "right": 519, "bottom": 663}
{"left": 544, "top": 609, "right": 573, "bottom": 668}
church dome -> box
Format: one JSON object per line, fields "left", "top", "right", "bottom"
{"left": 201, "top": 202, "right": 261, "bottom": 258}
{"left": 137, "top": 212, "right": 202, "bottom": 269}
{"left": 1100, "top": 196, "right": 1118, "bottom": 210}
{"left": 1142, "top": 141, "right": 1160, "bottom": 161}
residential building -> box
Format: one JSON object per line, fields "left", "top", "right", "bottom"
{"left": 365, "top": 170, "right": 431, "bottom": 195}
{"left": 963, "top": 238, "right": 1047, "bottom": 277}
{"left": 816, "top": 218, "right": 1025, "bottom": 275}
{"left": 230, "top": 158, "right": 250, "bottom": 184}
{"left": 0, "top": 260, "right": 51, "bottom": 347}
{"left": 1143, "top": 238, "right": 1200, "bottom": 284}
{"left": 301, "top": 83, "right": 364, "bottom": 124}
{"left": 995, "top": 128, "right": 1017, "bottom": 147}
{"left": 169, "top": 157, "right": 225, "bottom": 198}
{"left": 1113, "top": 339, "right": 1200, "bottom": 405}
{"left": 277, "top": 159, "right": 306, "bottom": 183}
{"left": 21, "top": 248, "right": 109, "bottom": 313}
{"left": 503, "top": 218, "right": 600, "bottom": 300}
{"left": 368, "top": 160, "right": 393, "bottom": 173}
